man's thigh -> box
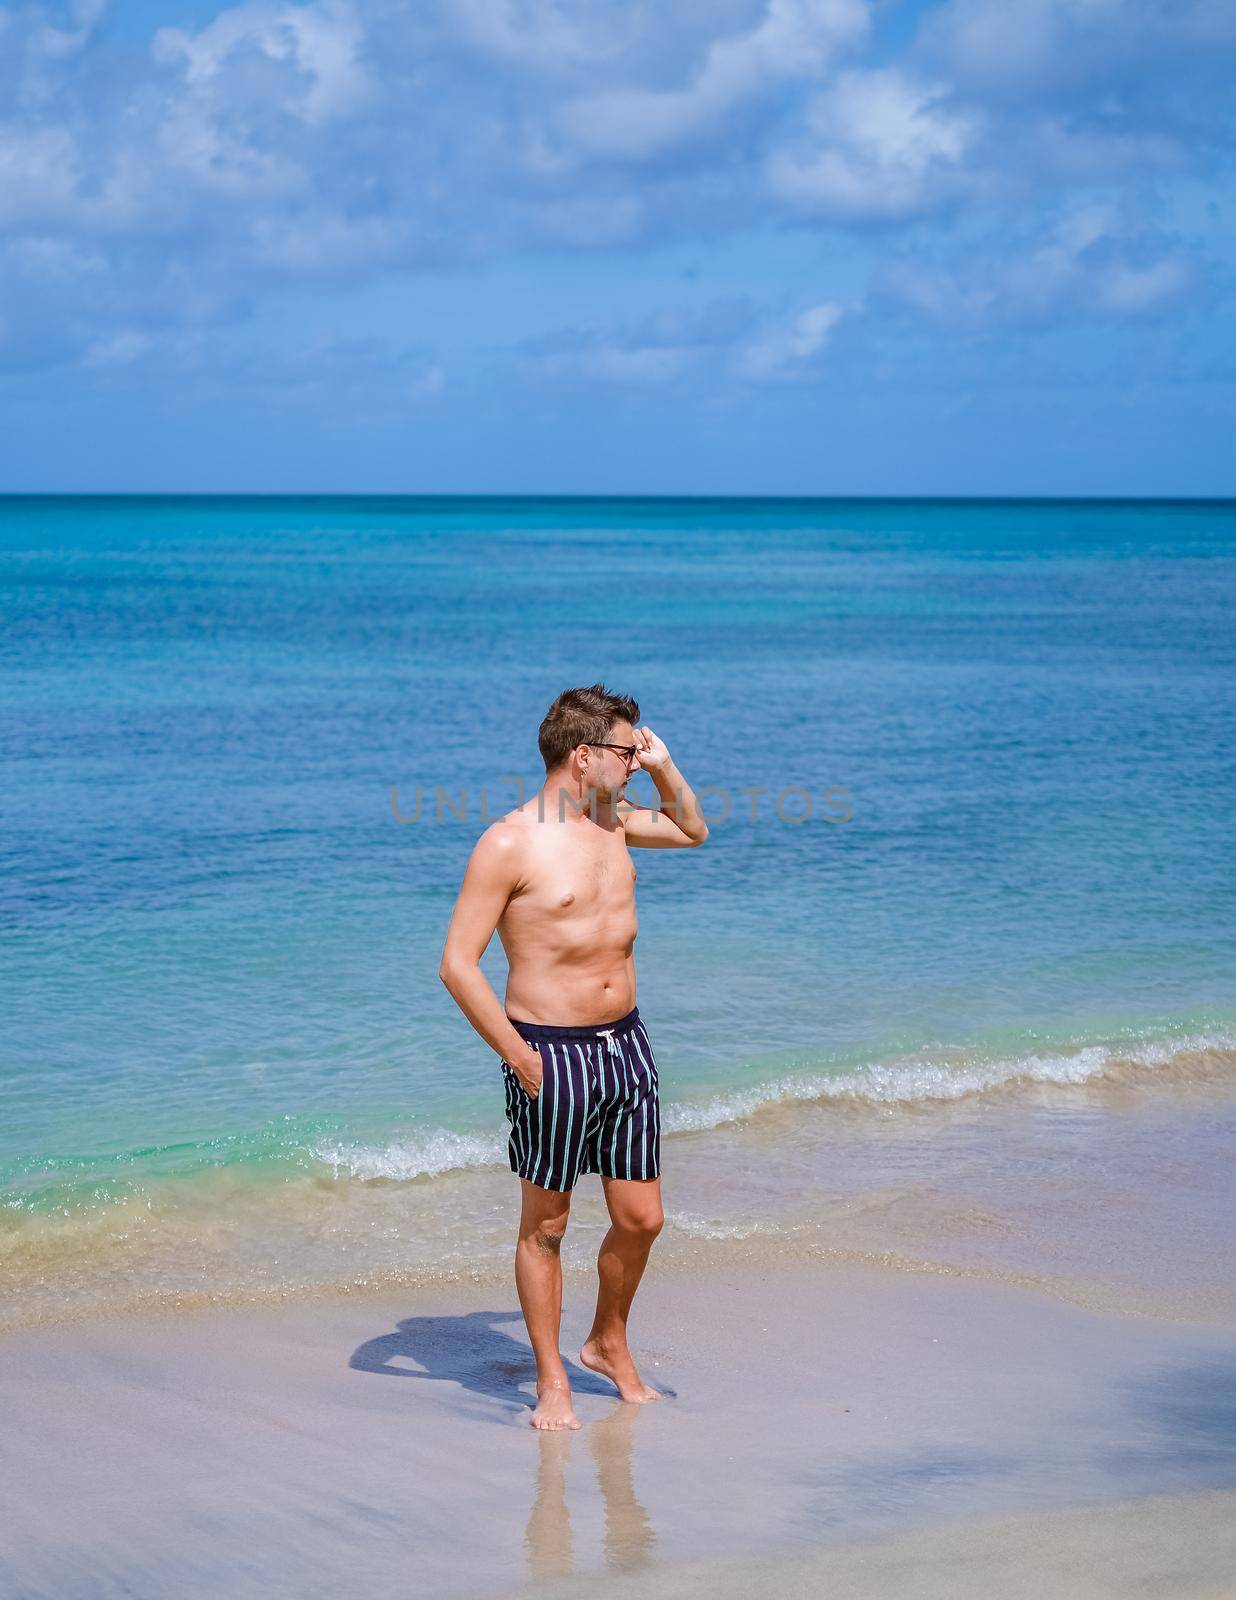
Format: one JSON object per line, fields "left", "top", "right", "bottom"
{"left": 599, "top": 1174, "right": 663, "bottom": 1233}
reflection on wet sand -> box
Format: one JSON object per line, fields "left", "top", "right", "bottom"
{"left": 527, "top": 1432, "right": 573, "bottom": 1580}
{"left": 525, "top": 1402, "right": 656, "bottom": 1580}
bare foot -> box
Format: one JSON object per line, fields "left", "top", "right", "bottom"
{"left": 529, "top": 1378, "right": 582, "bottom": 1430}
{"left": 579, "top": 1336, "right": 665, "bottom": 1403}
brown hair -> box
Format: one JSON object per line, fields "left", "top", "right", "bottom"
{"left": 538, "top": 683, "right": 640, "bottom": 773}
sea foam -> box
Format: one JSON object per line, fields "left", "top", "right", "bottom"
{"left": 305, "top": 1027, "right": 1236, "bottom": 1182}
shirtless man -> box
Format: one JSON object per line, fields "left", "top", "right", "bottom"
{"left": 438, "top": 684, "right": 709, "bottom": 1430}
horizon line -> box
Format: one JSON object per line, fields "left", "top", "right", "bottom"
{"left": 1, "top": 492, "right": 1233, "bottom": 504}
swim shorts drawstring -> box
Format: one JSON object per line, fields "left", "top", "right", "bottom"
{"left": 598, "top": 1028, "right": 623, "bottom": 1072}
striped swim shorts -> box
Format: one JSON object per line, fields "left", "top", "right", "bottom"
{"left": 499, "top": 1006, "right": 661, "bottom": 1192}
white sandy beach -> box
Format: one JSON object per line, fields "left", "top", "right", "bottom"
{"left": 3, "top": 1255, "right": 1235, "bottom": 1599}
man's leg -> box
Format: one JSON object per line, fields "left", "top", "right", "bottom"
{"left": 580, "top": 1175, "right": 665, "bottom": 1403}
{"left": 515, "top": 1175, "right": 581, "bottom": 1430}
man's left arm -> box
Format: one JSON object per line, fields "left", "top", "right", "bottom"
{"left": 620, "top": 726, "right": 710, "bottom": 849}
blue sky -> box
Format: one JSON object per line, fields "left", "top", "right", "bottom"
{"left": 1, "top": 0, "right": 1232, "bottom": 493}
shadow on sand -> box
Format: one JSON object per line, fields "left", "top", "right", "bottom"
{"left": 348, "top": 1307, "right": 658, "bottom": 1418}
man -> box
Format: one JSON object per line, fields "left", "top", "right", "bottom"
{"left": 438, "top": 684, "right": 709, "bottom": 1430}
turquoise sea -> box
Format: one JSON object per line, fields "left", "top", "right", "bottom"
{"left": 4, "top": 496, "right": 1235, "bottom": 1326}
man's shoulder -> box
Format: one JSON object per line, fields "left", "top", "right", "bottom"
{"left": 476, "top": 812, "right": 530, "bottom": 848}
{"left": 476, "top": 810, "right": 554, "bottom": 906}
{"left": 474, "top": 808, "right": 543, "bottom": 866}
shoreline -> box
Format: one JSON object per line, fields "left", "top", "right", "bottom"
{"left": 6, "top": 1055, "right": 1236, "bottom": 1338}
{"left": 5, "top": 1228, "right": 1235, "bottom": 1342}
{"left": 4, "top": 1253, "right": 1235, "bottom": 1598}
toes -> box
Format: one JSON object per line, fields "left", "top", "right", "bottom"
{"left": 530, "top": 1405, "right": 581, "bottom": 1429}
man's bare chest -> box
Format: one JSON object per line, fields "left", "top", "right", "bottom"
{"left": 515, "top": 832, "right": 637, "bottom": 918}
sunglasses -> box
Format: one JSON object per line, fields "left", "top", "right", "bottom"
{"left": 590, "top": 742, "right": 640, "bottom": 766}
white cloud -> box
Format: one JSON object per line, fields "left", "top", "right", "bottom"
{"left": 923, "top": 0, "right": 1113, "bottom": 94}
{"left": 1001, "top": 206, "right": 1193, "bottom": 319}
{"left": 877, "top": 205, "right": 1196, "bottom": 328}
{"left": 1030, "top": 115, "right": 1183, "bottom": 180}
{"left": 520, "top": 297, "right": 757, "bottom": 386}
{"left": 587, "top": 344, "right": 691, "bottom": 382}
{"left": 29, "top": 0, "right": 108, "bottom": 61}
{"left": 155, "top": 104, "right": 309, "bottom": 198}
{"left": 141, "top": 0, "right": 372, "bottom": 205}
{"left": 0, "top": 0, "right": 1223, "bottom": 383}
{"left": 151, "top": 0, "right": 370, "bottom": 126}
{"left": 733, "top": 301, "right": 843, "bottom": 381}
{"left": 524, "top": 336, "right": 694, "bottom": 386}
{"left": 531, "top": 191, "right": 647, "bottom": 246}
{"left": 919, "top": 0, "right": 1236, "bottom": 96}
{"left": 4, "top": 235, "right": 106, "bottom": 279}
{"left": 556, "top": 0, "right": 870, "bottom": 161}
{"left": 82, "top": 329, "right": 152, "bottom": 366}
{"left": 245, "top": 209, "right": 407, "bottom": 273}
{"left": 1096, "top": 257, "right": 1192, "bottom": 315}
{"left": 0, "top": 126, "right": 82, "bottom": 222}
{"left": 765, "top": 68, "right": 979, "bottom": 219}
{"left": 451, "top": 0, "right": 647, "bottom": 75}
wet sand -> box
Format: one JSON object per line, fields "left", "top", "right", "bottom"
{"left": 506, "top": 1490, "right": 1236, "bottom": 1600}
{"left": 3, "top": 1256, "right": 1235, "bottom": 1598}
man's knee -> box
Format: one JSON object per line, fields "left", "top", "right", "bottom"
{"left": 619, "top": 1208, "right": 663, "bottom": 1242}
{"left": 521, "top": 1202, "right": 570, "bottom": 1253}
{"left": 533, "top": 1223, "right": 567, "bottom": 1255}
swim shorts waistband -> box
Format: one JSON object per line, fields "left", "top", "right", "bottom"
{"left": 505, "top": 1006, "right": 641, "bottom": 1044}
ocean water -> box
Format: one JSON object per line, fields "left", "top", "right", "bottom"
{"left": 3, "top": 495, "right": 1235, "bottom": 1327}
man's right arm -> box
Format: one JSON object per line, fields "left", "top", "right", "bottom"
{"left": 438, "top": 826, "right": 544, "bottom": 1096}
